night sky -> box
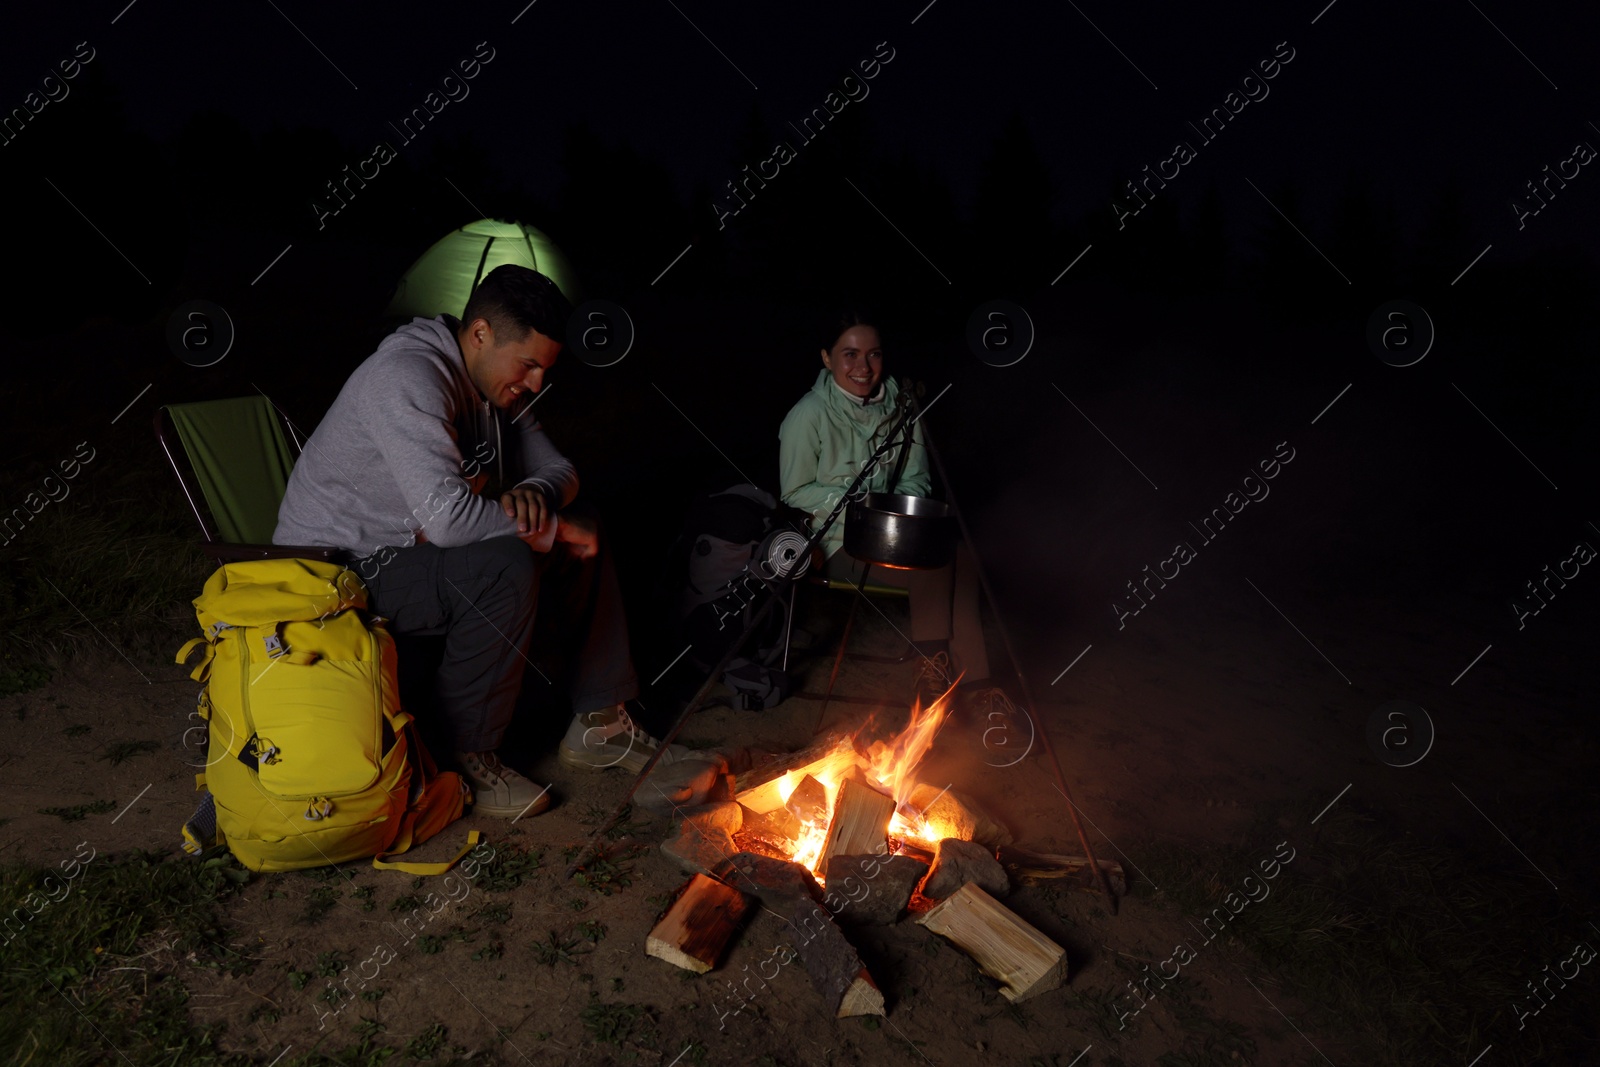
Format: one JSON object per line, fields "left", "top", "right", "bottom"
{"left": 8, "top": 0, "right": 1600, "bottom": 275}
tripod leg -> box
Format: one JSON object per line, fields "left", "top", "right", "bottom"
{"left": 813, "top": 595, "right": 859, "bottom": 736}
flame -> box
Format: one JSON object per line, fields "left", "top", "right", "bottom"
{"left": 788, "top": 770, "right": 841, "bottom": 876}
{"left": 767, "top": 685, "right": 960, "bottom": 880}
{"left": 863, "top": 683, "right": 958, "bottom": 809}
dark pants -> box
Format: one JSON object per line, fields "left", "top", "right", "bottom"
{"left": 359, "top": 530, "right": 638, "bottom": 753}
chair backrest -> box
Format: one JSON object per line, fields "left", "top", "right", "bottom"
{"left": 157, "top": 396, "right": 298, "bottom": 545}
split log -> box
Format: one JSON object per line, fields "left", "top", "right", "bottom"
{"left": 786, "top": 899, "right": 885, "bottom": 1018}
{"left": 734, "top": 735, "right": 862, "bottom": 813}
{"left": 905, "top": 784, "right": 1012, "bottom": 847}
{"left": 819, "top": 778, "right": 896, "bottom": 871}
{"left": 997, "top": 845, "right": 1127, "bottom": 896}
{"left": 738, "top": 803, "right": 802, "bottom": 852}
{"left": 784, "top": 774, "right": 829, "bottom": 826}
{"left": 645, "top": 874, "right": 751, "bottom": 974}
{"left": 916, "top": 883, "right": 1068, "bottom": 1003}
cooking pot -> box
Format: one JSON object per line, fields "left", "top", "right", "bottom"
{"left": 843, "top": 493, "right": 957, "bottom": 570}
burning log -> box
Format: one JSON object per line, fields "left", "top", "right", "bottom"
{"left": 787, "top": 899, "right": 885, "bottom": 1018}
{"left": 818, "top": 778, "right": 896, "bottom": 872}
{"left": 738, "top": 803, "right": 802, "bottom": 852}
{"left": 997, "top": 845, "right": 1128, "bottom": 896}
{"left": 916, "top": 884, "right": 1068, "bottom": 1003}
{"left": 734, "top": 735, "right": 862, "bottom": 814}
{"left": 905, "top": 785, "right": 1013, "bottom": 847}
{"left": 646, "top": 874, "right": 751, "bottom": 974}
{"left": 784, "top": 774, "right": 829, "bottom": 826}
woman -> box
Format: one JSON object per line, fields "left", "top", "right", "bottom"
{"left": 777, "top": 312, "right": 990, "bottom": 693}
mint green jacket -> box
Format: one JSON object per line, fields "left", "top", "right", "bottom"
{"left": 777, "top": 370, "right": 932, "bottom": 560}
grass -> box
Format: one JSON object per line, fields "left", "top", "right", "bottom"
{"left": 37, "top": 799, "right": 117, "bottom": 821}
{"left": 1138, "top": 802, "right": 1599, "bottom": 1067}
{"left": 570, "top": 846, "right": 639, "bottom": 896}
{"left": 299, "top": 881, "right": 342, "bottom": 923}
{"left": 0, "top": 471, "right": 209, "bottom": 668}
{"left": 475, "top": 901, "right": 512, "bottom": 924}
{"left": 100, "top": 738, "right": 162, "bottom": 764}
{"left": 1, "top": 845, "right": 500, "bottom": 1066}
{"left": 579, "top": 996, "right": 646, "bottom": 1045}
{"left": 0, "top": 663, "right": 52, "bottom": 696}
{"left": 0, "top": 848, "right": 253, "bottom": 1066}
{"left": 533, "top": 929, "right": 583, "bottom": 967}
{"left": 468, "top": 842, "right": 544, "bottom": 892}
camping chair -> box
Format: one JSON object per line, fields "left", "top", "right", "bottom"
{"left": 155, "top": 396, "right": 342, "bottom": 564}
{"left": 779, "top": 556, "right": 916, "bottom": 707}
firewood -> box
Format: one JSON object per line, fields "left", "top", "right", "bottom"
{"left": 739, "top": 803, "right": 802, "bottom": 851}
{"left": 997, "top": 845, "right": 1128, "bottom": 896}
{"left": 645, "top": 874, "right": 750, "bottom": 974}
{"left": 916, "top": 883, "right": 1068, "bottom": 1002}
{"left": 786, "top": 899, "right": 885, "bottom": 1018}
{"left": 734, "top": 736, "right": 862, "bottom": 813}
{"left": 906, "top": 784, "right": 1012, "bottom": 847}
{"left": 784, "top": 774, "right": 829, "bottom": 826}
{"left": 819, "top": 778, "right": 896, "bottom": 871}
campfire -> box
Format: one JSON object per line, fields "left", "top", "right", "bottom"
{"left": 758, "top": 685, "right": 963, "bottom": 881}
{"left": 646, "top": 683, "right": 1123, "bottom": 1020}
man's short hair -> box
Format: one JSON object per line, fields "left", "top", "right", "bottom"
{"left": 462, "top": 265, "right": 572, "bottom": 344}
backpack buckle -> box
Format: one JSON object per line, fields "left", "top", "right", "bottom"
{"left": 208, "top": 621, "right": 233, "bottom": 638}
{"left": 304, "top": 797, "right": 333, "bottom": 821}
{"left": 244, "top": 736, "right": 280, "bottom": 766}
{"left": 263, "top": 633, "right": 286, "bottom": 659}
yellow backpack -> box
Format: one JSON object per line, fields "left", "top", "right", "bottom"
{"left": 177, "top": 558, "right": 476, "bottom": 874}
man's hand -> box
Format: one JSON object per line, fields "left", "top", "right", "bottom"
{"left": 500, "top": 486, "right": 550, "bottom": 536}
{"left": 554, "top": 512, "right": 600, "bottom": 560}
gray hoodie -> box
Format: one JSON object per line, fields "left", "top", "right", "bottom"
{"left": 273, "top": 316, "right": 578, "bottom": 556}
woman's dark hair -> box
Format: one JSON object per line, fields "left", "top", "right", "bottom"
{"left": 820, "top": 310, "right": 882, "bottom": 353}
{"left": 463, "top": 264, "right": 572, "bottom": 342}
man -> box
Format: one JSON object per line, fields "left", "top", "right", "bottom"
{"left": 274, "top": 264, "right": 675, "bottom": 818}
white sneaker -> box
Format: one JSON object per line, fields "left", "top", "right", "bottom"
{"left": 455, "top": 750, "right": 552, "bottom": 818}
{"left": 559, "top": 704, "right": 688, "bottom": 774}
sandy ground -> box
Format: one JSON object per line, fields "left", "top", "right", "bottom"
{"left": 13, "top": 552, "right": 1588, "bottom": 1067}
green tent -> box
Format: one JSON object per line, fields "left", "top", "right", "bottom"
{"left": 385, "top": 218, "right": 580, "bottom": 320}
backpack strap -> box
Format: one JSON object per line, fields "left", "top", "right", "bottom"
{"left": 371, "top": 724, "right": 474, "bottom": 875}
{"left": 372, "top": 823, "right": 479, "bottom": 875}
{"left": 177, "top": 636, "right": 216, "bottom": 682}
